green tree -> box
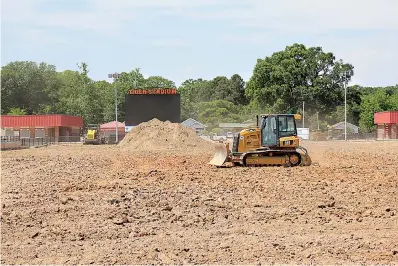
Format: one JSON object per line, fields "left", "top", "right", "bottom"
{"left": 211, "top": 76, "right": 232, "bottom": 102}
{"left": 195, "top": 79, "right": 215, "bottom": 102}
{"left": 359, "top": 87, "right": 398, "bottom": 132}
{"left": 3, "top": 58, "right": 397, "bottom": 133}
{"left": 178, "top": 79, "right": 211, "bottom": 120}
{"left": 196, "top": 100, "right": 241, "bottom": 130}
{"left": 116, "top": 68, "right": 146, "bottom": 91}
{"left": 387, "top": 93, "right": 398, "bottom": 109}
{"left": 323, "top": 86, "right": 362, "bottom": 126}
{"left": 7, "top": 107, "right": 28, "bottom": 115}
{"left": 1, "top": 61, "right": 61, "bottom": 114}
{"left": 79, "top": 63, "right": 106, "bottom": 124}
{"left": 230, "top": 74, "right": 248, "bottom": 105}
{"left": 325, "top": 106, "right": 356, "bottom": 126}
{"left": 94, "top": 80, "right": 114, "bottom": 122}
{"left": 211, "top": 74, "right": 248, "bottom": 105}
{"left": 56, "top": 63, "right": 105, "bottom": 124}
{"left": 237, "top": 99, "right": 264, "bottom": 122}
{"left": 211, "top": 128, "right": 222, "bottom": 134}
{"left": 56, "top": 69, "right": 84, "bottom": 116}
{"left": 245, "top": 43, "right": 354, "bottom": 114}
{"left": 144, "top": 76, "right": 176, "bottom": 89}
{"left": 307, "top": 112, "right": 328, "bottom": 131}
{"left": 178, "top": 75, "right": 248, "bottom": 120}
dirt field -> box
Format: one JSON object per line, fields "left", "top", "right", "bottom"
{"left": 1, "top": 140, "right": 398, "bottom": 264}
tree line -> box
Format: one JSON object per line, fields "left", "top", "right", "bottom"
{"left": 1, "top": 43, "right": 397, "bottom": 133}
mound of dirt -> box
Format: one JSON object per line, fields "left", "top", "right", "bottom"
{"left": 118, "top": 118, "right": 216, "bottom": 154}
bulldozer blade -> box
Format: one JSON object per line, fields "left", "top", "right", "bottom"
{"left": 209, "top": 143, "right": 229, "bottom": 166}
{"left": 297, "top": 146, "right": 312, "bottom": 166}
{"left": 300, "top": 153, "right": 312, "bottom": 166}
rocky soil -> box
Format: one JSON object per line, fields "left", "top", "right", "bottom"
{"left": 1, "top": 137, "right": 398, "bottom": 264}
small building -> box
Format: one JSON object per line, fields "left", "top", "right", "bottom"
{"left": 329, "top": 122, "right": 359, "bottom": 134}
{"left": 374, "top": 111, "right": 398, "bottom": 140}
{"left": 1, "top": 114, "right": 83, "bottom": 142}
{"left": 181, "top": 118, "right": 207, "bottom": 134}
{"left": 100, "top": 121, "right": 126, "bottom": 140}
{"left": 219, "top": 122, "right": 255, "bottom": 134}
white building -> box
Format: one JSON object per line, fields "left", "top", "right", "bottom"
{"left": 296, "top": 128, "right": 310, "bottom": 140}
{"left": 181, "top": 118, "right": 207, "bottom": 134}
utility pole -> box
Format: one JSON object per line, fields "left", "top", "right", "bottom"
{"left": 108, "top": 73, "right": 121, "bottom": 143}
{"left": 343, "top": 73, "right": 347, "bottom": 141}
{"left": 302, "top": 101, "right": 305, "bottom": 128}
{"left": 317, "top": 111, "right": 320, "bottom": 131}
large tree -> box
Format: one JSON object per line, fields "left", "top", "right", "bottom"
{"left": 359, "top": 85, "right": 398, "bottom": 132}
{"left": 56, "top": 63, "right": 106, "bottom": 124}
{"left": 230, "top": 74, "right": 248, "bottom": 105}
{"left": 144, "top": 76, "right": 176, "bottom": 89}
{"left": 211, "top": 74, "right": 248, "bottom": 105}
{"left": 178, "top": 74, "right": 248, "bottom": 120}
{"left": 178, "top": 79, "right": 211, "bottom": 120}
{"left": 196, "top": 100, "right": 242, "bottom": 129}
{"left": 245, "top": 43, "right": 354, "bottom": 115}
{"left": 1, "top": 61, "right": 61, "bottom": 114}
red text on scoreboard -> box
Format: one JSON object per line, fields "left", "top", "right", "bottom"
{"left": 128, "top": 89, "right": 178, "bottom": 95}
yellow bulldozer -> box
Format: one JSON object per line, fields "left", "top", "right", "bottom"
{"left": 209, "top": 114, "right": 312, "bottom": 167}
{"left": 83, "top": 124, "right": 105, "bottom": 145}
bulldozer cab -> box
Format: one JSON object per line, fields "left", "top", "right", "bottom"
{"left": 87, "top": 124, "right": 100, "bottom": 130}
{"left": 85, "top": 124, "right": 100, "bottom": 140}
{"left": 259, "top": 114, "right": 298, "bottom": 146}
{"left": 83, "top": 124, "right": 105, "bottom": 144}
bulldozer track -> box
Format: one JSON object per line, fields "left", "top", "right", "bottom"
{"left": 242, "top": 150, "right": 302, "bottom": 167}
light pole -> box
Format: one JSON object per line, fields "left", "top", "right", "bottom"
{"left": 302, "top": 101, "right": 305, "bottom": 128}
{"left": 316, "top": 111, "right": 320, "bottom": 131}
{"left": 342, "top": 72, "right": 347, "bottom": 141}
{"left": 344, "top": 80, "right": 347, "bottom": 141}
{"left": 108, "top": 73, "right": 121, "bottom": 143}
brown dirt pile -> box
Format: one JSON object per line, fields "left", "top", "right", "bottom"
{"left": 118, "top": 118, "right": 216, "bottom": 154}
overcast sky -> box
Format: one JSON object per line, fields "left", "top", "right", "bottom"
{"left": 2, "top": 0, "right": 398, "bottom": 87}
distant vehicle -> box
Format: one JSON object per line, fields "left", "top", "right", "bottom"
{"left": 210, "top": 133, "right": 226, "bottom": 141}
{"left": 83, "top": 124, "right": 106, "bottom": 145}
{"left": 226, "top": 132, "right": 234, "bottom": 139}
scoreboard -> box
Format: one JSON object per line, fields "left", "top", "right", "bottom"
{"left": 124, "top": 88, "right": 181, "bottom": 127}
